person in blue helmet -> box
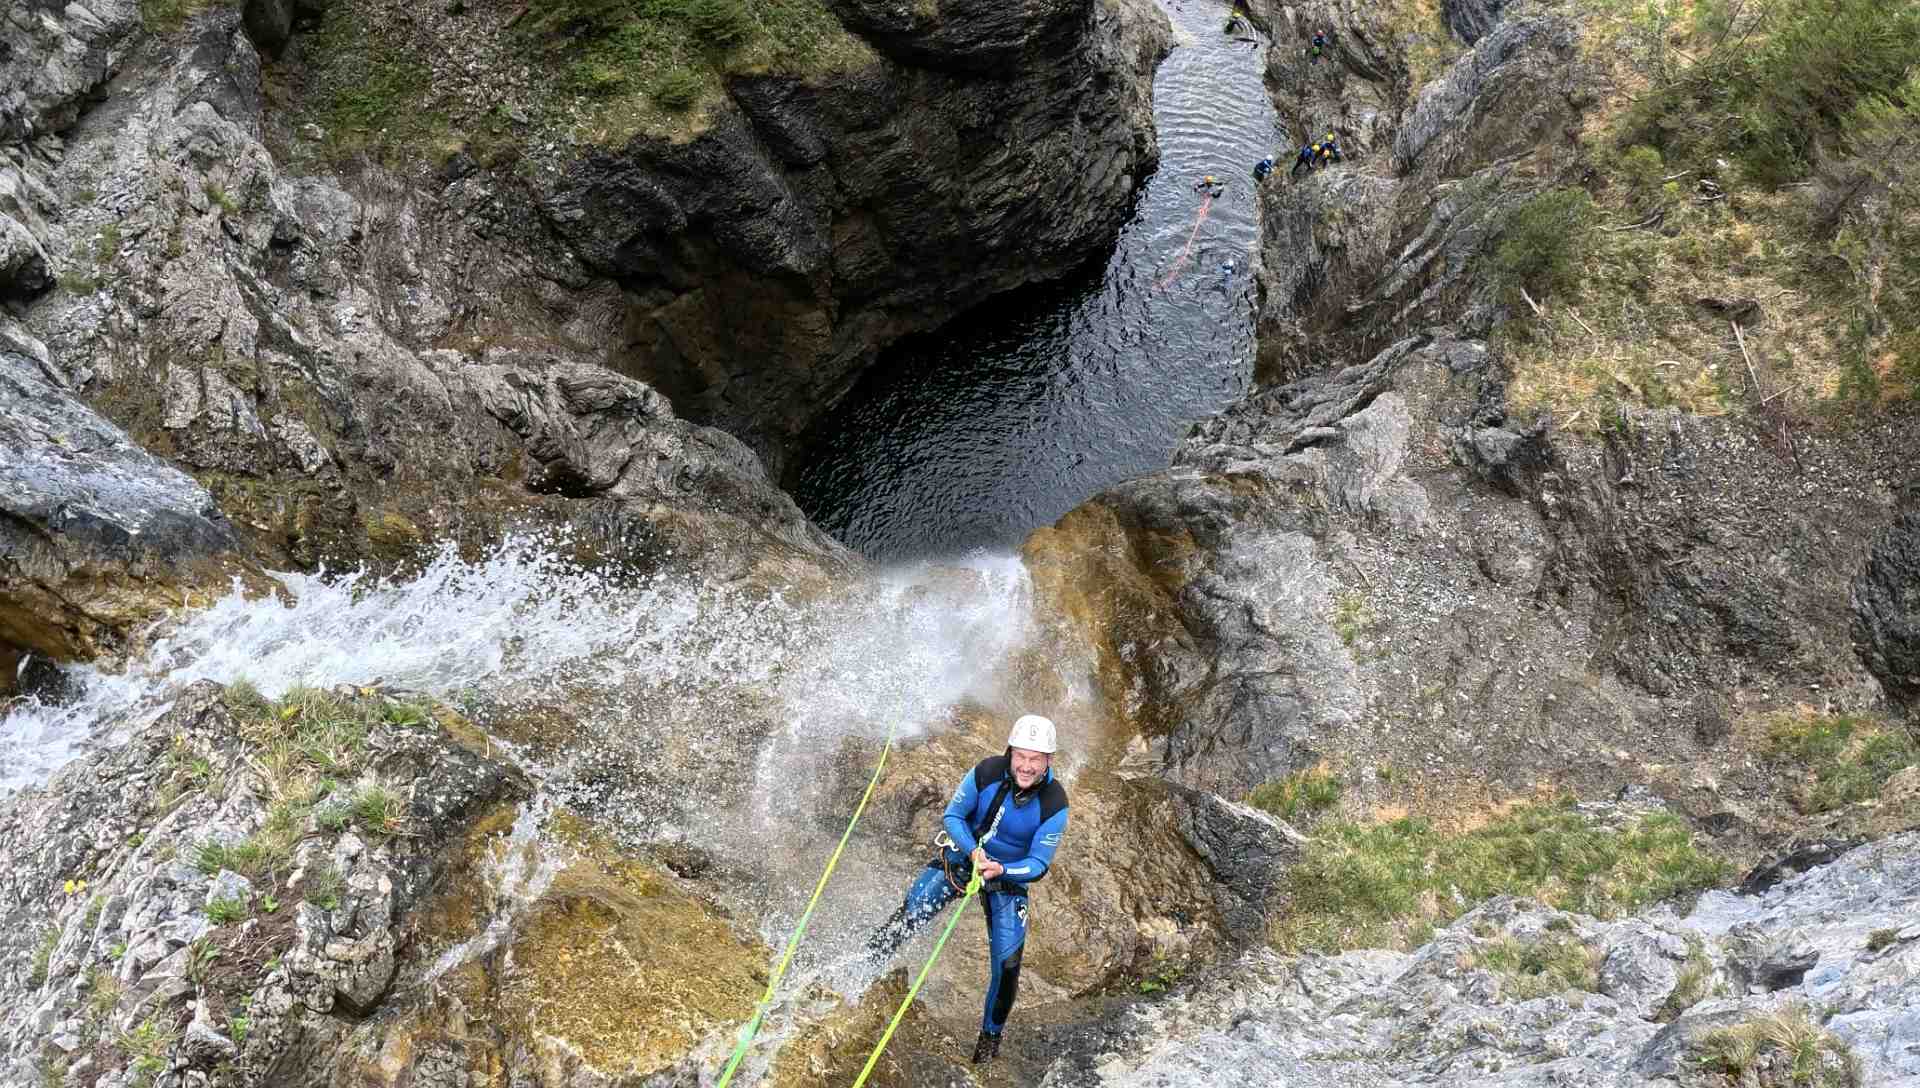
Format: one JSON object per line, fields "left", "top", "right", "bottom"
{"left": 865, "top": 714, "right": 1070, "bottom": 1065}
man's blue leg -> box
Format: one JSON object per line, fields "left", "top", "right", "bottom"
{"left": 866, "top": 859, "right": 962, "bottom": 964}
{"left": 979, "top": 891, "right": 1030, "bottom": 1037}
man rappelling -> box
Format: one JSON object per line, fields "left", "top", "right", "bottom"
{"left": 865, "top": 714, "right": 1070, "bottom": 1065}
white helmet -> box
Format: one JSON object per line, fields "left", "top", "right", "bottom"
{"left": 1007, "top": 714, "right": 1057, "bottom": 754}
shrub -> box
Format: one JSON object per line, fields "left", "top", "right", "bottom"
{"left": 651, "top": 68, "right": 705, "bottom": 110}
{"left": 1493, "top": 188, "right": 1596, "bottom": 300}
{"left": 1625, "top": 0, "right": 1920, "bottom": 186}
{"left": 687, "top": 0, "right": 755, "bottom": 49}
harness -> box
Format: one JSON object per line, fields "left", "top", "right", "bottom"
{"left": 930, "top": 770, "right": 1030, "bottom": 896}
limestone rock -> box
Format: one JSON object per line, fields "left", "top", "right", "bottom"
{"left": 0, "top": 348, "right": 248, "bottom": 663}
{"left": 1042, "top": 832, "right": 1920, "bottom": 1086}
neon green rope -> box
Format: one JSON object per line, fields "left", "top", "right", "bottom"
{"left": 714, "top": 727, "right": 898, "bottom": 1088}
{"left": 849, "top": 871, "right": 983, "bottom": 1088}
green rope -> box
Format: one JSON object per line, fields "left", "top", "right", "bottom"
{"left": 850, "top": 870, "right": 983, "bottom": 1088}
{"left": 714, "top": 726, "right": 898, "bottom": 1088}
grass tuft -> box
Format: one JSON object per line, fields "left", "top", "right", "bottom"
{"left": 1762, "top": 710, "right": 1918, "bottom": 814}
{"left": 1695, "top": 1005, "right": 1863, "bottom": 1087}
{"left": 1473, "top": 934, "right": 1600, "bottom": 1001}
{"left": 1248, "top": 767, "right": 1343, "bottom": 822}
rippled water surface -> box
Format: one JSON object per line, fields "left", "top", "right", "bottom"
{"left": 793, "top": 0, "right": 1279, "bottom": 561}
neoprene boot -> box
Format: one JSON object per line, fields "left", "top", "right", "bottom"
{"left": 972, "top": 1031, "right": 1001, "bottom": 1064}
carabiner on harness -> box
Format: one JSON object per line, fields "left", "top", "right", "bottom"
{"left": 931, "top": 830, "right": 970, "bottom": 894}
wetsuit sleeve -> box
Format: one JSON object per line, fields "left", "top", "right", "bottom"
{"left": 996, "top": 806, "right": 1068, "bottom": 885}
{"left": 943, "top": 772, "right": 982, "bottom": 853}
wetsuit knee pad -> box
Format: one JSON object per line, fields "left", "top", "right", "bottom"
{"left": 988, "top": 945, "right": 1024, "bottom": 1031}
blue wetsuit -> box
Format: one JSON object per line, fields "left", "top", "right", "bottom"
{"left": 867, "top": 753, "right": 1070, "bottom": 1039}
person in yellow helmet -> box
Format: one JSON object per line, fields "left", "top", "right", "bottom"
{"left": 1192, "top": 174, "right": 1227, "bottom": 198}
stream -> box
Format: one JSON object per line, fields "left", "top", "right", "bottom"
{"left": 792, "top": 0, "right": 1278, "bottom": 561}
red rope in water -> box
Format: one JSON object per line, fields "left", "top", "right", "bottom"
{"left": 1157, "top": 194, "right": 1215, "bottom": 290}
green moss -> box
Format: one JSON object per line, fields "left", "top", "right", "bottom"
{"left": 1274, "top": 798, "right": 1732, "bottom": 952}
{"left": 519, "top": 0, "right": 872, "bottom": 141}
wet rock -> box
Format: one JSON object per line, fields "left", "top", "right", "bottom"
{"left": 0, "top": 212, "right": 50, "bottom": 299}
{"left": 240, "top": 0, "right": 293, "bottom": 54}
{"left": 0, "top": 348, "right": 250, "bottom": 663}
{"left": 6, "top": 7, "right": 851, "bottom": 585}
{"left": 1852, "top": 507, "right": 1920, "bottom": 709}
{"left": 1442, "top": 0, "right": 1512, "bottom": 44}
{"left": 557, "top": 0, "right": 1172, "bottom": 466}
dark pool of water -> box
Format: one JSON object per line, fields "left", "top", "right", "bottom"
{"left": 791, "top": 0, "right": 1280, "bottom": 562}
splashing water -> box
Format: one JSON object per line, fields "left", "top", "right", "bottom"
{"left": 0, "top": 535, "right": 798, "bottom": 793}
{"left": 424, "top": 795, "right": 563, "bottom": 983}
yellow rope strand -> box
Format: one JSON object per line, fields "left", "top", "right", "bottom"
{"left": 715, "top": 725, "right": 898, "bottom": 1088}
{"left": 849, "top": 871, "right": 984, "bottom": 1088}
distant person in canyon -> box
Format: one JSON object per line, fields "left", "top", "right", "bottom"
{"left": 1193, "top": 175, "right": 1227, "bottom": 198}
{"left": 1253, "top": 155, "right": 1277, "bottom": 181}
{"left": 864, "top": 714, "right": 1071, "bottom": 1064}
{"left": 1292, "top": 143, "right": 1317, "bottom": 178}
{"left": 1310, "top": 30, "right": 1329, "bottom": 61}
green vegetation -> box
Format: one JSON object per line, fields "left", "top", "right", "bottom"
{"left": 304, "top": 860, "right": 345, "bottom": 912}
{"left": 121, "top": 1017, "right": 177, "bottom": 1087}
{"left": 29, "top": 926, "right": 58, "bottom": 989}
{"left": 1493, "top": 188, "right": 1597, "bottom": 301}
{"left": 86, "top": 966, "right": 123, "bottom": 1022}
{"left": 205, "top": 896, "right": 250, "bottom": 925}
{"left": 202, "top": 182, "right": 239, "bottom": 216}
{"left": 1473, "top": 934, "right": 1600, "bottom": 1000}
{"left": 304, "top": 10, "right": 438, "bottom": 156}
{"left": 94, "top": 223, "right": 122, "bottom": 265}
{"left": 1695, "top": 1005, "right": 1862, "bottom": 1087}
{"left": 1866, "top": 928, "right": 1899, "bottom": 952}
{"left": 1502, "top": 0, "right": 1920, "bottom": 424}
{"left": 193, "top": 838, "right": 288, "bottom": 881}
{"left": 517, "top": 0, "right": 871, "bottom": 140}
{"left": 1331, "top": 590, "right": 1376, "bottom": 647}
{"left": 1273, "top": 798, "right": 1732, "bottom": 952}
{"left": 1622, "top": 0, "right": 1920, "bottom": 187}
{"left": 1248, "top": 767, "right": 1343, "bottom": 822}
{"left": 142, "top": 0, "right": 219, "bottom": 33}
{"left": 1763, "top": 711, "right": 1918, "bottom": 814}
{"left": 1133, "top": 957, "right": 1186, "bottom": 995}
{"left": 1656, "top": 937, "right": 1718, "bottom": 1021}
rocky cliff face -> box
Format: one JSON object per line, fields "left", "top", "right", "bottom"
{"left": 1038, "top": 827, "right": 1920, "bottom": 1086}
{"left": 290, "top": 0, "right": 1171, "bottom": 471}
{"left": 1029, "top": 0, "right": 1920, "bottom": 876}
{"left": 0, "top": 0, "right": 1170, "bottom": 673}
